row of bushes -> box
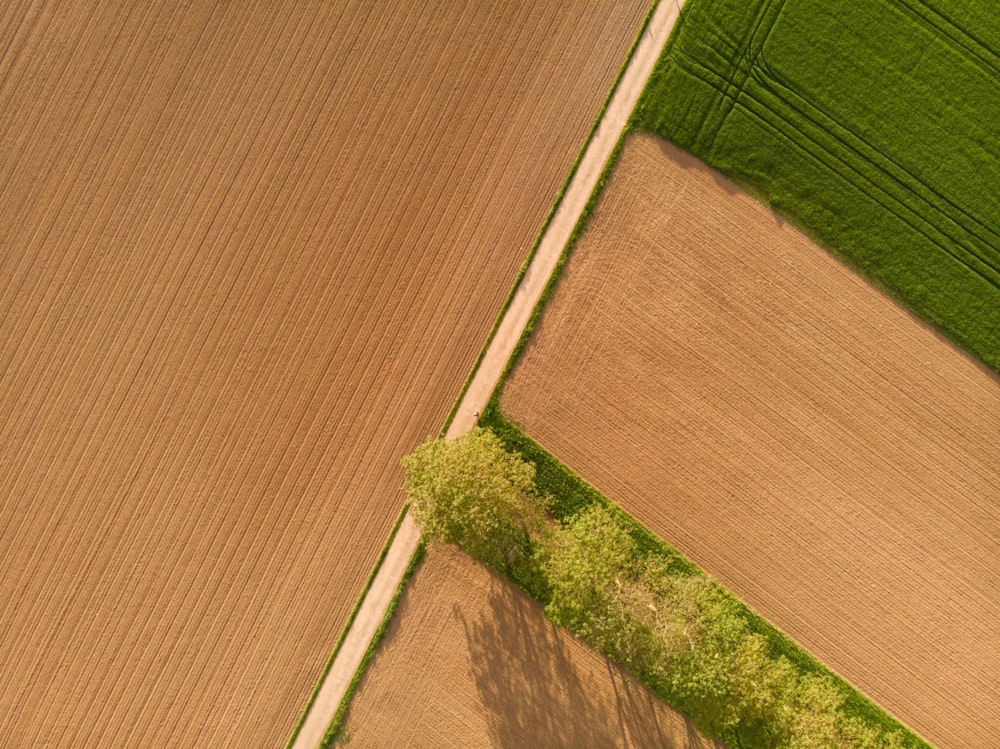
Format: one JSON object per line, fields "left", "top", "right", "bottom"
{"left": 403, "top": 427, "right": 921, "bottom": 749}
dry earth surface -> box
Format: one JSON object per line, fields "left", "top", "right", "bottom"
{"left": 502, "top": 134, "right": 1000, "bottom": 749}
{"left": 296, "top": 5, "right": 686, "bottom": 743}
{"left": 343, "top": 544, "right": 722, "bottom": 749}
{"left": 0, "top": 1, "right": 650, "bottom": 745}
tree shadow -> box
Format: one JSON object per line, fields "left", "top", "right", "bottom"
{"left": 457, "top": 567, "right": 724, "bottom": 748}
{"left": 652, "top": 135, "right": 740, "bottom": 198}
{"left": 603, "top": 660, "right": 724, "bottom": 749}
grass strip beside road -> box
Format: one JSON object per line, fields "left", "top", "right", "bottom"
{"left": 283, "top": 505, "right": 411, "bottom": 749}
{"left": 440, "top": 0, "right": 664, "bottom": 436}
{"left": 319, "top": 542, "right": 428, "bottom": 748}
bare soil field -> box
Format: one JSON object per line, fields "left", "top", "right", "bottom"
{"left": 0, "top": 1, "right": 650, "bottom": 745}
{"left": 343, "top": 544, "right": 721, "bottom": 748}
{"left": 502, "top": 134, "right": 1000, "bottom": 748}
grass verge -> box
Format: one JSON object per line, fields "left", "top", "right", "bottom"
{"left": 495, "top": 130, "right": 629, "bottom": 394}
{"left": 439, "top": 0, "right": 663, "bottom": 436}
{"left": 320, "top": 541, "right": 427, "bottom": 748}
{"left": 283, "top": 504, "right": 411, "bottom": 749}
{"left": 478, "top": 408, "right": 932, "bottom": 748}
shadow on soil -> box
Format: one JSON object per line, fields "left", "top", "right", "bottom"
{"left": 457, "top": 570, "right": 718, "bottom": 748}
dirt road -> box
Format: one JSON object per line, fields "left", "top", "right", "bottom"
{"left": 289, "top": 3, "right": 685, "bottom": 746}
{"left": 0, "top": 1, "right": 650, "bottom": 745}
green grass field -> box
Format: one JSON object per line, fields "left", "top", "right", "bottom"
{"left": 633, "top": 0, "right": 1000, "bottom": 372}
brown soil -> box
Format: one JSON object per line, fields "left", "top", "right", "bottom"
{"left": 344, "top": 545, "right": 722, "bottom": 748}
{"left": 295, "top": 5, "right": 686, "bottom": 744}
{"left": 0, "top": 1, "right": 649, "bottom": 746}
{"left": 502, "top": 134, "right": 1000, "bottom": 749}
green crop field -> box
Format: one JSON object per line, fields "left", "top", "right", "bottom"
{"left": 633, "top": 0, "right": 1000, "bottom": 372}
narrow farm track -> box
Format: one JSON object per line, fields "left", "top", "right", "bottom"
{"left": 0, "top": 1, "right": 650, "bottom": 746}
{"left": 291, "top": 4, "right": 686, "bottom": 745}
{"left": 502, "top": 135, "right": 1000, "bottom": 749}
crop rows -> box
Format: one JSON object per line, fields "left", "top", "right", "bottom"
{"left": 0, "top": 1, "right": 649, "bottom": 745}
{"left": 500, "top": 134, "right": 1000, "bottom": 747}
{"left": 634, "top": 0, "right": 1000, "bottom": 371}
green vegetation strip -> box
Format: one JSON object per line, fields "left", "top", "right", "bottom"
{"left": 320, "top": 542, "right": 427, "bottom": 748}
{"left": 468, "top": 415, "right": 931, "bottom": 749}
{"left": 633, "top": 0, "right": 1000, "bottom": 372}
{"left": 283, "top": 504, "right": 411, "bottom": 749}
{"left": 440, "top": 0, "right": 663, "bottom": 435}
{"left": 496, "top": 130, "right": 629, "bottom": 392}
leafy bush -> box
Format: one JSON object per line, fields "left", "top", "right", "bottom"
{"left": 402, "top": 427, "right": 550, "bottom": 589}
{"left": 403, "top": 426, "right": 924, "bottom": 748}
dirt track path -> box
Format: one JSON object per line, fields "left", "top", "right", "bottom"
{"left": 289, "top": 3, "right": 684, "bottom": 746}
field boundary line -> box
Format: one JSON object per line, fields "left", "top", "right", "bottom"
{"left": 288, "top": 3, "right": 683, "bottom": 746}
{"left": 444, "top": 0, "right": 682, "bottom": 441}
{"left": 439, "top": 0, "right": 664, "bottom": 436}
{"left": 282, "top": 505, "right": 410, "bottom": 749}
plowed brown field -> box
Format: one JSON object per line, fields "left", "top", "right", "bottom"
{"left": 344, "top": 544, "right": 721, "bottom": 748}
{"left": 0, "top": 1, "right": 650, "bottom": 745}
{"left": 502, "top": 135, "right": 1000, "bottom": 748}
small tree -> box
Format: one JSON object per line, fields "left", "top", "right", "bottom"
{"left": 627, "top": 559, "right": 714, "bottom": 687}
{"left": 541, "top": 505, "right": 656, "bottom": 666}
{"left": 773, "top": 673, "right": 849, "bottom": 748}
{"left": 402, "top": 427, "right": 547, "bottom": 573}
{"left": 661, "top": 588, "right": 792, "bottom": 744}
{"left": 773, "top": 673, "right": 907, "bottom": 749}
